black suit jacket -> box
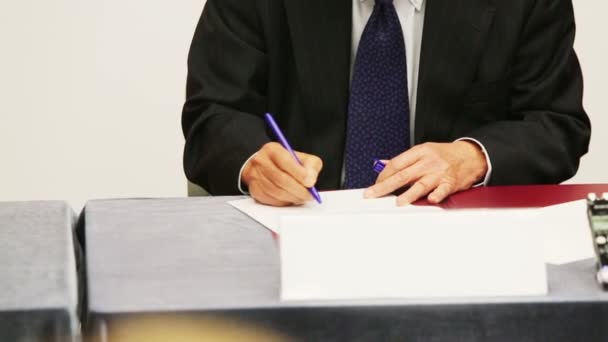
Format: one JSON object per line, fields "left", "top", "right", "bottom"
{"left": 182, "top": 0, "right": 591, "bottom": 195}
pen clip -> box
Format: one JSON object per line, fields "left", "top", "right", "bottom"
{"left": 373, "top": 159, "right": 386, "bottom": 174}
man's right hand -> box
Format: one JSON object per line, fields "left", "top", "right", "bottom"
{"left": 241, "top": 142, "right": 323, "bottom": 207}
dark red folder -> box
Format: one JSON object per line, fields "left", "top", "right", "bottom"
{"left": 426, "top": 184, "right": 608, "bottom": 209}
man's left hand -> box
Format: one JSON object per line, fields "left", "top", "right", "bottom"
{"left": 364, "top": 141, "right": 488, "bottom": 206}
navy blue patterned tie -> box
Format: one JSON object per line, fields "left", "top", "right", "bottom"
{"left": 344, "top": 0, "right": 410, "bottom": 189}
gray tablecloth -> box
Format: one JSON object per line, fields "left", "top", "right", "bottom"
{"left": 84, "top": 197, "right": 608, "bottom": 341}
{"left": 0, "top": 201, "right": 79, "bottom": 342}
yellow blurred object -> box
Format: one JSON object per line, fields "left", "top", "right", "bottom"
{"left": 101, "top": 316, "right": 291, "bottom": 342}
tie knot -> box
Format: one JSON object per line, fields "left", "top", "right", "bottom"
{"left": 376, "top": 0, "right": 394, "bottom": 5}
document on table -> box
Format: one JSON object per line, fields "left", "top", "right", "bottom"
{"left": 280, "top": 210, "right": 548, "bottom": 300}
{"left": 229, "top": 190, "right": 594, "bottom": 264}
{"left": 228, "top": 189, "right": 443, "bottom": 234}
{"left": 537, "top": 199, "right": 594, "bottom": 265}
{"left": 278, "top": 200, "right": 594, "bottom": 301}
{"left": 229, "top": 190, "right": 594, "bottom": 301}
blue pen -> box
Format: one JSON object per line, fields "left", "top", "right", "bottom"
{"left": 373, "top": 159, "right": 386, "bottom": 174}
{"left": 264, "top": 113, "right": 322, "bottom": 204}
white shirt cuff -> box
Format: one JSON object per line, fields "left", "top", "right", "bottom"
{"left": 455, "top": 137, "right": 492, "bottom": 187}
{"left": 237, "top": 153, "right": 258, "bottom": 195}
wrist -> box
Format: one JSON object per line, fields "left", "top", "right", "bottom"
{"left": 241, "top": 160, "right": 253, "bottom": 187}
{"left": 238, "top": 153, "right": 258, "bottom": 194}
{"left": 454, "top": 140, "right": 488, "bottom": 183}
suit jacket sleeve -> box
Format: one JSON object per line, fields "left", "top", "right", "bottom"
{"left": 182, "top": 0, "right": 270, "bottom": 195}
{"left": 466, "top": 0, "right": 591, "bottom": 185}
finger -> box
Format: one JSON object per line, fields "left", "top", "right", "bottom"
{"left": 295, "top": 152, "right": 323, "bottom": 188}
{"left": 396, "top": 176, "right": 438, "bottom": 206}
{"left": 257, "top": 169, "right": 306, "bottom": 204}
{"left": 365, "top": 162, "right": 427, "bottom": 199}
{"left": 258, "top": 163, "right": 312, "bottom": 203}
{"left": 427, "top": 182, "right": 454, "bottom": 204}
{"left": 249, "top": 181, "right": 291, "bottom": 207}
{"left": 254, "top": 148, "right": 312, "bottom": 202}
{"left": 377, "top": 147, "right": 423, "bottom": 183}
{"left": 265, "top": 143, "right": 311, "bottom": 186}
{"left": 296, "top": 152, "right": 323, "bottom": 173}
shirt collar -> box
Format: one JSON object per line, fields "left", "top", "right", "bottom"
{"left": 359, "top": 0, "right": 424, "bottom": 12}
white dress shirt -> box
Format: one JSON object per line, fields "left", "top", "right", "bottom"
{"left": 238, "top": 0, "right": 492, "bottom": 193}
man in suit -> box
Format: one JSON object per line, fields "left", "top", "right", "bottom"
{"left": 182, "top": 0, "right": 591, "bottom": 207}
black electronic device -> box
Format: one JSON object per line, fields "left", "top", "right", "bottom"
{"left": 586, "top": 193, "right": 608, "bottom": 289}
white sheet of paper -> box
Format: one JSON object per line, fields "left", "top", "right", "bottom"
{"left": 537, "top": 199, "right": 594, "bottom": 265}
{"left": 280, "top": 210, "right": 548, "bottom": 301}
{"left": 229, "top": 189, "right": 443, "bottom": 234}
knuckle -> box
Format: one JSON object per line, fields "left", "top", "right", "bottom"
{"left": 397, "top": 170, "right": 409, "bottom": 183}
{"left": 250, "top": 186, "right": 270, "bottom": 204}
{"left": 266, "top": 185, "right": 283, "bottom": 199}
{"left": 247, "top": 172, "right": 260, "bottom": 183}
{"left": 295, "top": 189, "right": 311, "bottom": 201}
{"left": 444, "top": 180, "right": 455, "bottom": 190}
{"left": 271, "top": 185, "right": 294, "bottom": 201}
{"left": 313, "top": 156, "right": 323, "bottom": 170}
{"left": 269, "top": 141, "right": 282, "bottom": 149}
{"left": 251, "top": 155, "right": 263, "bottom": 167}
{"left": 249, "top": 183, "right": 260, "bottom": 196}
{"left": 436, "top": 160, "right": 449, "bottom": 172}
{"left": 275, "top": 172, "right": 293, "bottom": 188}
{"left": 420, "top": 144, "right": 436, "bottom": 156}
{"left": 262, "top": 142, "right": 276, "bottom": 154}
{"left": 418, "top": 143, "right": 431, "bottom": 152}
{"left": 439, "top": 185, "right": 451, "bottom": 195}
{"left": 426, "top": 157, "right": 443, "bottom": 169}
{"left": 267, "top": 167, "right": 283, "bottom": 183}
{"left": 444, "top": 175, "right": 457, "bottom": 186}
{"left": 277, "top": 153, "right": 292, "bottom": 167}
{"left": 268, "top": 143, "right": 287, "bottom": 159}
{"left": 416, "top": 181, "right": 430, "bottom": 193}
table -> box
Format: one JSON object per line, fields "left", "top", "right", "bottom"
{"left": 84, "top": 193, "right": 608, "bottom": 341}
{"left": 0, "top": 201, "right": 79, "bottom": 342}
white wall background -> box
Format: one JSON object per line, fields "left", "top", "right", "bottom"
{"left": 569, "top": 2, "right": 608, "bottom": 184}
{"left": 0, "top": 1, "right": 606, "bottom": 209}
{"left": 0, "top": 0, "right": 204, "bottom": 209}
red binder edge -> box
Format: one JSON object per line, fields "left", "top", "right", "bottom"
{"left": 413, "top": 184, "right": 608, "bottom": 209}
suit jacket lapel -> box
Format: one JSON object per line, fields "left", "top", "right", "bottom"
{"left": 415, "top": 0, "right": 496, "bottom": 143}
{"left": 283, "top": 0, "right": 352, "bottom": 125}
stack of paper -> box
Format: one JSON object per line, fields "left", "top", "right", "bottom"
{"left": 229, "top": 189, "right": 442, "bottom": 234}
{"left": 280, "top": 211, "right": 548, "bottom": 300}
{"left": 229, "top": 190, "right": 594, "bottom": 301}
{"left": 536, "top": 199, "right": 594, "bottom": 264}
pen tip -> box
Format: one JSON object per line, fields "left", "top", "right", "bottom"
{"left": 311, "top": 189, "right": 322, "bottom": 204}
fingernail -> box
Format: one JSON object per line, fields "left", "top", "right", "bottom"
{"left": 397, "top": 198, "right": 410, "bottom": 206}
{"left": 364, "top": 188, "right": 375, "bottom": 198}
